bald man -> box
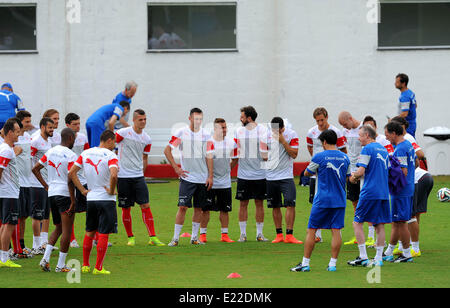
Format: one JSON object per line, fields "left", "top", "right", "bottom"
{"left": 338, "top": 112, "right": 375, "bottom": 246}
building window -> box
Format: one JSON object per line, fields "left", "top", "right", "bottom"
{"left": 378, "top": 1, "right": 450, "bottom": 49}
{"left": 0, "top": 5, "right": 37, "bottom": 52}
{"left": 148, "top": 2, "right": 237, "bottom": 51}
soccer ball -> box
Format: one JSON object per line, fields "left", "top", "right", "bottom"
{"left": 437, "top": 188, "right": 450, "bottom": 202}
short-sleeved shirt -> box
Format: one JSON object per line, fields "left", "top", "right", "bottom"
{"left": 0, "top": 90, "right": 24, "bottom": 123}
{"left": 234, "top": 124, "right": 269, "bottom": 180}
{"left": 398, "top": 89, "right": 417, "bottom": 131}
{"left": 393, "top": 140, "right": 416, "bottom": 197}
{"left": 39, "top": 145, "right": 78, "bottom": 197}
{"left": 74, "top": 147, "right": 119, "bottom": 202}
{"left": 72, "top": 133, "right": 90, "bottom": 185}
{"left": 306, "top": 125, "right": 346, "bottom": 156}
{"left": 306, "top": 150, "right": 351, "bottom": 208}
{"left": 376, "top": 134, "right": 394, "bottom": 155}
{"left": 209, "top": 136, "right": 238, "bottom": 189}
{"left": 342, "top": 123, "right": 363, "bottom": 172}
{"left": 0, "top": 143, "right": 20, "bottom": 199}
{"left": 169, "top": 126, "right": 214, "bottom": 184}
{"left": 404, "top": 133, "right": 422, "bottom": 153}
{"left": 86, "top": 104, "right": 124, "bottom": 126}
{"left": 14, "top": 131, "right": 32, "bottom": 188}
{"left": 32, "top": 130, "right": 61, "bottom": 148}
{"left": 30, "top": 134, "right": 52, "bottom": 188}
{"left": 356, "top": 142, "right": 390, "bottom": 201}
{"left": 266, "top": 128, "right": 299, "bottom": 181}
{"left": 116, "top": 127, "right": 152, "bottom": 178}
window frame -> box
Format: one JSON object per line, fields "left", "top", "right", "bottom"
{"left": 146, "top": 1, "right": 238, "bottom": 53}
{"left": 0, "top": 2, "right": 38, "bottom": 54}
{"left": 377, "top": 0, "right": 450, "bottom": 50}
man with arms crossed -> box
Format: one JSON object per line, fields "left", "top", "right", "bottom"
{"left": 165, "top": 108, "right": 214, "bottom": 246}
{"left": 290, "top": 130, "right": 350, "bottom": 272}
{"left": 347, "top": 126, "right": 391, "bottom": 267}
{"left": 234, "top": 106, "right": 269, "bottom": 242}
{"left": 69, "top": 130, "right": 119, "bottom": 275}
{"left": 116, "top": 109, "right": 164, "bottom": 247}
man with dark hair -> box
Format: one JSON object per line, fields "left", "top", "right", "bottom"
{"left": 306, "top": 107, "right": 346, "bottom": 243}
{"left": 395, "top": 73, "right": 417, "bottom": 137}
{"left": 199, "top": 118, "right": 238, "bottom": 243}
{"left": 347, "top": 125, "right": 391, "bottom": 267}
{"left": 391, "top": 116, "right": 425, "bottom": 161}
{"left": 69, "top": 129, "right": 119, "bottom": 275}
{"left": 266, "top": 117, "right": 302, "bottom": 244}
{"left": 86, "top": 101, "right": 130, "bottom": 147}
{"left": 363, "top": 116, "right": 394, "bottom": 155}
{"left": 0, "top": 118, "right": 22, "bottom": 268}
{"left": 65, "top": 112, "right": 90, "bottom": 248}
{"left": 29, "top": 117, "right": 54, "bottom": 255}
{"left": 383, "top": 121, "right": 415, "bottom": 263}
{"left": 234, "top": 106, "right": 269, "bottom": 242}
{"left": 116, "top": 109, "right": 164, "bottom": 247}
{"left": 291, "top": 129, "right": 351, "bottom": 272}
{"left": 33, "top": 128, "right": 78, "bottom": 272}
{"left": 165, "top": 108, "right": 214, "bottom": 246}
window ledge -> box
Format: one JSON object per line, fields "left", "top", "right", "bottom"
{"left": 0, "top": 50, "right": 38, "bottom": 54}
{"left": 377, "top": 46, "right": 450, "bottom": 51}
{"left": 147, "top": 48, "right": 238, "bottom": 53}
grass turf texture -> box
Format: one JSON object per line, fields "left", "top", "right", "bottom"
{"left": 1, "top": 176, "right": 449, "bottom": 288}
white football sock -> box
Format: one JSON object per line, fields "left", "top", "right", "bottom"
{"left": 221, "top": 228, "right": 228, "bottom": 234}
{"left": 385, "top": 244, "right": 396, "bottom": 256}
{"left": 43, "top": 244, "right": 53, "bottom": 262}
{"left": 191, "top": 222, "right": 200, "bottom": 240}
{"left": 33, "top": 236, "right": 41, "bottom": 250}
{"left": 239, "top": 221, "right": 247, "bottom": 236}
{"left": 200, "top": 228, "right": 207, "bottom": 235}
{"left": 315, "top": 229, "right": 322, "bottom": 238}
{"left": 57, "top": 252, "right": 68, "bottom": 269}
{"left": 40, "top": 232, "right": 48, "bottom": 245}
{"left": 358, "top": 244, "right": 368, "bottom": 260}
{"left": 329, "top": 258, "right": 337, "bottom": 268}
{"left": 368, "top": 226, "right": 375, "bottom": 238}
{"left": 403, "top": 247, "right": 412, "bottom": 258}
{"left": 173, "top": 224, "right": 183, "bottom": 241}
{"left": 256, "top": 222, "right": 264, "bottom": 235}
{"left": 375, "top": 246, "right": 384, "bottom": 262}
{"left": 302, "top": 257, "right": 310, "bottom": 267}
{"left": 398, "top": 241, "right": 403, "bottom": 250}
{"left": 1, "top": 250, "right": 9, "bottom": 263}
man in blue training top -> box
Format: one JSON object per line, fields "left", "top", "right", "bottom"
{"left": 0, "top": 83, "right": 25, "bottom": 129}
{"left": 112, "top": 81, "right": 138, "bottom": 130}
{"left": 86, "top": 101, "right": 130, "bottom": 147}
{"left": 290, "top": 129, "right": 351, "bottom": 272}
{"left": 383, "top": 121, "right": 415, "bottom": 263}
{"left": 395, "top": 73, "right": 417, "bottom": 138}
{"left": 347, "top": 125, "right": 391, "bottom": 267}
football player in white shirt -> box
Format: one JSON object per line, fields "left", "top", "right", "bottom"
{"left": 30, "top": 117, "right": 54, "bottom": 255}
{"left": 164, "top": 108, "right": 214, "bottom": 246}
{"left": 0, "top": 119, "right": 22, "bottom": 268}
{"left": 33, "top": 128, "right": 78, "bottom": 272}
{"left": 233, "top": 106, "right": 269, "bottom": 242}
{"left": 116, "top": 109, "right": 164, "bottom": 247}
{"left": 69, "top": 130, "right": 119, "bottom": 275}
{"left": 199, "top": 118, "right": 238, "bottom": 243}
{"left": 306, "top": 107, "right": 347, "bottom": 242}
{"left": 65, "top": 113, "right": 90, "bottom": 248}
{"left": 266, "top": 117, "right": 303, "bottom": 244}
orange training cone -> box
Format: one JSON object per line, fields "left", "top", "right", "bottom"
{"left": 227, "top": 273, "right": 242, "bottom": 279}
{"left": 180, "top": 233, "right": 191, "bottom": 238}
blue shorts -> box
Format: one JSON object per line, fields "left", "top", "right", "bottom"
{"left": 391, "top": 196, "right": 413, "bottom": 222}
{"left": 308, "top": 206, "right": 345, "bottom": 230}
{"left": 354, "top": 199, "right": 391, "bottom": 225}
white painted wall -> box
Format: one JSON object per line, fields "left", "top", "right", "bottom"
{"left": 1, "top": 0, "right": 449, "bottom": 171}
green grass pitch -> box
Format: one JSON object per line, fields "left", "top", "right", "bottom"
{"left": 1, "top": 176, "right": 449, "bottom": 288}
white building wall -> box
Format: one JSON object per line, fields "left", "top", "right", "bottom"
{"left": 1, "top": 0, "right": 449, "bottom": 167}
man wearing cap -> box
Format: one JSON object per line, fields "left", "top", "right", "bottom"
{"left": 0, "top": 83, "right": 25, "bottom": 129}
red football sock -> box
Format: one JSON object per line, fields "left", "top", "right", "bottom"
{"left": 70, "top": 224, "right": 76, "bottom": 242}
{"left": 95, "top": 233, "right": 109, "bottom": 271}
{"left": 122, "top": 208, "right": 134, "bottom": 237}
{"left": 141, "top": 207, "right": 155, "bottom": 237}
{"left": 11, "top": 224, "right": 23, "bottom": 254}
{"left": 83, "top": 234, "right": 94, "bottom": 267}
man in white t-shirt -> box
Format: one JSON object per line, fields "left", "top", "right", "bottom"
{"left": 116, "top": 109, "right": 164, "bottom": 247}
{"left": 164, "top": 108, "right": 214, "bottom": 246}
{"left": 233, "top": 106, "right": 269, "bottom": 242}
{"left": 69, "top": 130, "right": 119, "bottom": 275}
{"left": 306, "top": 107, "right": 347, "bottom": 242}
{"left": 33, "top": 128, "right": 77, "bottom": 273}
{"left": 199, "top": 118, "right": 238, "bottom": 243}
{"left": 266, "top": 117, "right": 303, "bottom": 244}
{"left": 0, "top": 119, "right": 22, "bottom": 268}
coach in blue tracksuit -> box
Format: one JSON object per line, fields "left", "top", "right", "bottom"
{"left": 86, "top": 101, "right": 130, "bottom": 147}
{"left": 0, "top": 83, "right": 25, "bottom": 129}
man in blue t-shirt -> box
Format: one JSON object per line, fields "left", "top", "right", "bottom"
{"left": 395, "top": 74, "right": 417, "bottom": 138}
{"left": 383, "top": 121, "right": 415, "bottom": 263}
{"left": 347, "top": 125, "right": 391, "bottom": 267}
{"left": 112, "top": 81, "right": 138, "bottom": 130}
{"left": 0, "top": 83, "right": 25, "bottom": 129}
{"left": 290, "top": 129, "right": 350, "bottom": 273}
{"left": 86, "top": 101, "right": 130, "bottom": 147}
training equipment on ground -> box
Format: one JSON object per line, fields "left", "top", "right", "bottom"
{"left": 437, "top": 187, "right": 450, "bottom": 202}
